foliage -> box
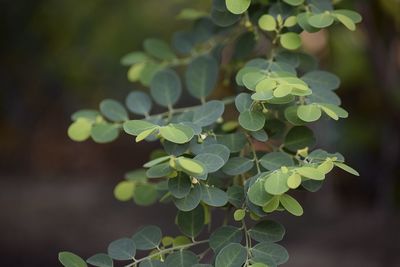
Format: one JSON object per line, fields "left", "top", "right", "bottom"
{"left": 61, "top": 0, "right": 361, "bottom": 266}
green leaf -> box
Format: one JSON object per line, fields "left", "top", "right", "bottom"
{"left": 284, "top": 106, "right": 306, "bottom": 126}
{"left": 215, "top": 243, "right": 247, "bottom": 267}
{"left": 86, "top": 254, "right": 113, "bottom": 267}
{"left": 249, "top": 220, "right": 285, "bottom": 243}
{"left": 262, "top": 196, "right": 280, "bottom": 213}
{"left": 280, "top": 194, "right": 304, "bottom": 216}
{"left": 176, "top": 157, "right": 206, "bottom": 176}
{"left": 123, "top": 120, "right": 158, "bottom": 136}
{"left": 235, "top": 93, "right": 252, "bottom": 113}
{"left": 248, "top": 178, "right": 274, "bottom": 206}
{"left": 125, "top": 91, "right": 152, "bottom": 116}
{"left": 287, "top": 173, "right": 302, "bottom": 189}
{"left": 335, "top": 13, "right": 356, "bottom": 31}
{"left": 211, "top": 8, "right": 241, "bottom": 27}
{"left": 201, "top": 185, "right": 228, "bottom": 207}
{"left": 227, "top": 186, "right": 245, "bottom": 208}
{"left": 146, "top": 162, "right": 173, "bottom": 178}
{"left": 222, "top": 157, "right": 254, "bottom": 176}
{"left": 150, "top": 69, "right": 182, "bottom": 107}
{"left": 238, "top": 110, "right": 266, "bottom": 131}
{"left": 264, "top": 172, "right": 290, "bottom": 195}
{"left": 100, "top": 99, "right": 128, "bottom": 122}
{"left": 259, "top": 152, "right": 294, "bottom": 171}
{"left": 192, "top": 100, "right": 225, "bottom": 127}
{"left": 243, "top": 72, "right": 266, "bottom": 90}
{"left": 297, "top": 12, "right": 319, "bottom": 33}
{"left": 59, "top": 252, "right": 87, "bottom": 267}
{"left": 210, "top": 226, "right": 243, "bottom": 253}
{"left": 71, "top": 110, "right": 99, "bottom": 123}
{"left": 318, "top": 103, "right": 348, "bottom": 118}
{"left": 159, "top": 124, "right": 194, "bottom": 144}
{"left": 302, "top": 70, "right": 340, "bottom": 91}
{"left": 284, "top": 16, "right": 298, "bottom": 27}
{"left": 280, "top": 32, "right": 301, "bottom": 50}
{"left": 132, "top": 225, "right": 162, "bottom": 250}
{"left": 251, "top": 129, "right": 269, "bottom": 142}
{"left": 216, "top": 132, "right": 247, "bottom": 153}
{"left": 120, "top": 51, "right": 148, "bottom": 66}
{"left": 296, "top": 167, "right": 325, "bottom": 180}
{"left": 91, "top": 123, "right": 119, "bottom": 143}
{"left": 284, "top": 126, "right": 316, "bottom": 151}
{"left": 165, "top": 250, "right": 198, "bottom": 267}
{"left": 234, "top": 209, "right": 246, "bottom": 221}
{"left": 144, "top": 156, "right": 171, "bottom": 168}
{"left": 197, "top": 144, "right": 230, "bottom": 163}
{"left": 125, "top": 169, "right": 147, "bottom": 182}
{"left": 334, "top": 9, "right": 362, "bottom": 23}
{"left": 251, "top": 242, "right": 289, "bottom": 265}
{"left": 107, "top": 238, "right": 136, "bottom": 260}
{"left": 334, "top": 162, "right": 359, "bottom": 176}
{"left": 68, "top": 118, "right": 92, "bottom": 142}
{"left": 168, "top": 173, "right": 191, "bottom": 198}
{"left": 225, "top": 0, "right": 251, "bottom": 14}
{"left": 194, "top": 153, "right": 225, "bottom": 173}
{"left": 308, "top": 13, "right": 334, "bottom": 28}
{"left": 297, "top": 104, "right": 322, "bottom": 122}
{"left": 258, "top": 15, "right": 276, "bottom": 31}
{"left": 176, "top": 204, "right": 204, "bottom": 237}
{"left": 283, "top": 0, "right": 304, "bottom": 6}
{"left": 273, "top": 84, "right": 292, "bottom": 98}
{"left": 133, "top": 184, "right": 158, "bottom": 206}
{"left": 113, "top": 181, "right": 135, "bottom": 201}
{"left": 174, "top": 185, "right": 202, "bottom": 211}
{"left": 143, "top": 38, "right": 175, "bottom": 60}
{"left": 185, "top": 55, "right": 218, "bottom": 100}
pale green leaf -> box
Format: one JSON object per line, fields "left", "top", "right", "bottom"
{"left": 59, "top": 252, "right": 87, "bottom": 267}
{"left": 238, "top": 110, "right": 266, "bottom": 131}
{"left": 296, "top": 166, "right": 325, "bottom": 180}
{"left": 264, "top": 172, "right": 290, "bottom": 195}
{"left": 225, "top": 0, "right": 251, "bottom": 15}
{"left": 258, "top": 15, "right": 276, "bottom": 31}
{"left": 100, "top": 99, "right": 128, "bottom": 122}
{"left": 280, "top": 32, "right": 301, "bottom": 50}
{"left": 159, "top": 124, "right": 194, "bottom": 144}
{"left": 68, "top": 118, "right": 92, "bottom": 142}
{"left": 280, "top": 194, "right": 304, "bottom": 216}
{"left": 334, "top": 162, "right": 359, "bottom": 176}
{"left": 297, "top": 104, "right": 322, "bottom": 122}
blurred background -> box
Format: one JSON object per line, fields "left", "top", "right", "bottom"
{"left": 0, "top": 0, "right": 399, "bottom": 266}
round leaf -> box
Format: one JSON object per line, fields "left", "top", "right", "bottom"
{"left": 238, "top": 110, "right": 266, "bottom": 131}
{"left": 210, "top": 226, "right": 243, "bottom": 253}
{"left": 297, "top": 104, "right": 322, "bottom": 122}
{"left": 100, "top": 99, "right": 128, "bottom": 122}
{"left": 284, "top": 126, "right": 316, "bottom": 151}
{"left": 174, "top": 185, "right": 202, "bottom": 211}
{"left": 123, "top": 120, "right": 158, "bottom": 136}
{"left": 249, "top": 220, "right": 285, "bottom": 243}
{"left": 264, "top": 172, "right": 290, "bottom": 195}
{"left": 185, "top": 55, "right": 219, "bottom": 100}
{"left": 280, "top": 194, "right": 304, "bottom": 216}
{"left": 296, "top": 167, "right": 325, "bottom": 180}
{"left": 159, "top": 124, "right": 194, "bottom": 144}
{"left": 222, "top": 157, "right": 254, "bottom": 176}
{"left": 200, "top": 185, "right": 228, "bottom": 207}
{"left": 194, "top": 153, "right": 225, "bottom": 173}
{"left": 176, "top": 204, "right": 204, "bottom": 237}
{"left": 107, "top": 238, "right": 136, "bottom": 260}
{"left": 280, "top": 32, "right": 301, "bottom": 50}
{"left": 168, "top": 173, "right": 191, "bottom": 198}
{"left": 125, "top": 91, "right": 152, "bottom": 116}
{"left": 86, "top": 254, "right": 113, "bottom": 267}
{"left": 176, "top": 157, "right": 206, "bottom": 176}
{"left": 133, "top": 184, "right": 158, "bottom": 206}
{"left": 150, "top": 69, "right": 182, "bottom": 107}
{"left": 258, "top": 15, "right": 276, "bottom": 31}
{"left": 251, "top": 242, "right": 289, "bottom": 265}
{"left": 215, "top": 243, "right": 247, "bottom": 267}
{"left": 259, "top": 152, "right": 294, "bottom": 171}
{"left": 143, "top": 38, "right": 175, "bottom": 60}
{"left": 113, "top": 181, "right": 135, "bottom": 201}
{"left": 192, "top": 100, "right": 225, "bottom": 127}
{"left": 308, "top": 13, "right": 334, "bottom": 28}
{"left": 59, "top": 252, "right": 87, "bottom": 267}
{"left": 68, "top": 118, "right": 92, "bottom": 142}
{"left": 132, "top": 225, "right": 162, "bottom": 250}
{"left": 91, "top": 123, "right": 119, "bottom": 143}
{"left": 225, "top": 0, "right": 251, "bottom": 14}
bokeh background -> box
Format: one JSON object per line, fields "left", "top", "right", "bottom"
{"left": 1, "top": 0, "right": 399, "bottom": 266}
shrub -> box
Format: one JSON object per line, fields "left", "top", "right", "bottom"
{"left": 60, "top": 1, "right": 361, "bottom": 266}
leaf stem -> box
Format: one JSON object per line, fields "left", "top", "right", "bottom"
{"left": 124, "top": 239, "right": 209, "bottom": 267}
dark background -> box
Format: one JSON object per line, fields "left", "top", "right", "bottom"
{"left": 1, "top": 0, "right": 399, "bottom": 266}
